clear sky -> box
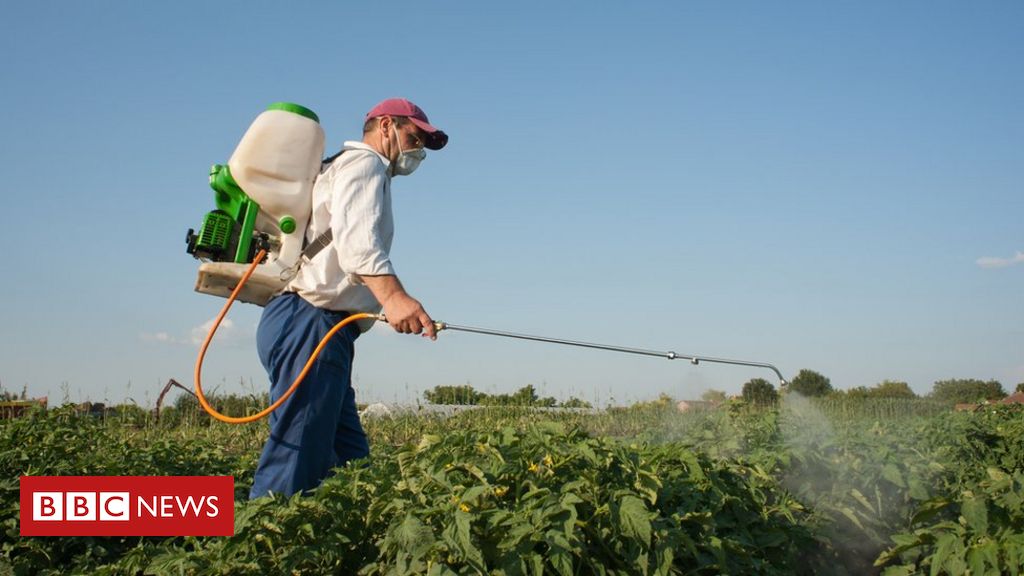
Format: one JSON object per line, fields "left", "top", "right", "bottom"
{"left": 1, "top": 1, "right": 1021, "bottom": 407}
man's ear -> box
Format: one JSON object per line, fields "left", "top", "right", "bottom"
{"left": 378, "top": 115, "right": 394, "bottom": 133}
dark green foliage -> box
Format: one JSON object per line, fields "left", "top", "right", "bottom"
{"left": 3, "top": 398, "right": 1024, "bottom": 574}
{"left": 424, "top": 384, "right": 564, "bottom": 407}
{"left": 930, "top": 379, "right": 1006, "bottom": 404}
{"left": 423, "top": 384, "right": 485, "bottom": 405}
{"left": 106, "top": 423, "right": 814, "bottom": 575}
{"left": 787, "top": 369, "right": 833, "bottom": 397}
{"left": 561, "top": 397, "right": 593, "bottom": 409}
{"left": 0, "top": 405, "right": 260, "bottom": 575}
{"left": 871, "top": 380, "right": 917, "bottom": 399}
{"left": 742, "top": 378, "right": 779, "bottom": 405}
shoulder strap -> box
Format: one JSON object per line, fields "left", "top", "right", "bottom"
{"left": 301, "top": 228, "right": 333, "bottom": 261}
{"left": 298, "top": 148, "right": 353, "bottom": 262}
{"left": 298, "top": 148, "right": 346, "bottom": 262}
{"left": 322, "top": 148, "right": 346, "bottom": 165}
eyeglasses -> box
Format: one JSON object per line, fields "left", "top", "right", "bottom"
{"left": 404, "top": 127, "right": 426, "bottom": 150}
{"left": 389, "top": 117, "right": 426, "bottom": 149}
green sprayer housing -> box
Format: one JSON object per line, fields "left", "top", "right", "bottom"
{"left": 186, "top": 164, "right": 263, "bottom": 263}
{"left": 193, "top": 211, "right": 234, "bottom": 258}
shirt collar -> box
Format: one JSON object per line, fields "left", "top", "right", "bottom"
{"left": 342, "top": 140, "right": 390, "bottom": 168}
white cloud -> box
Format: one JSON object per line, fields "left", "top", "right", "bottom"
{"left": 976, "top": 251, "right": 1024, "bottom": 269}
{"left": 140, "top": 317, "right": 254, "bottom": 347}
{"left": 191, "top": 317, "right": 237, "bottom": 346}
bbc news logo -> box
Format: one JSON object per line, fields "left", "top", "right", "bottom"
{"left": 21, "top": 476, "right": 234, "bottom": 536}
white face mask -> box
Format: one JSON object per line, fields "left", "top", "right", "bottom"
{"left": 392, "top": 125, "right": 426, "bottom": 176}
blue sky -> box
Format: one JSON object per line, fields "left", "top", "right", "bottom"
{"left": 1, "top": 2, "right": 1021, "bottom": 407}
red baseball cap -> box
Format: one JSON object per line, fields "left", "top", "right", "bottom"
{"left": 365, "top": 98, "right": 449, "bottom": 150}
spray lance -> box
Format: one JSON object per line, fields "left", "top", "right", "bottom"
{"left": 187, "top": 104, "right": 788, "bottom": 424}
{"left": 423, "top": 320, "right": 788, "bottom": 385}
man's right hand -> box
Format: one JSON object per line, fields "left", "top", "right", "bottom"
{"left": 358, "top": 274, "right": 437, "bottom": 340}
{"left": 382, "top": 292, "right": 437, "bottom": 339}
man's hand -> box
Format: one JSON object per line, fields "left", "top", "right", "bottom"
{"left": 358, "top": 274, "right": 437, "bottom": 340}
{"left": 382, "top": 292, "right": 437, "bottom": 339}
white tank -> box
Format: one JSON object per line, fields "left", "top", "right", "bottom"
{"left": 194, "top": 103, "right": 325, "bottom": 306}
{"left": 229, "top": 104, "right": 324, "bottom": 273}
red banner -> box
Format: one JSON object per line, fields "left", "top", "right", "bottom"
{"left": 20, "top": 476, "right": 234, "bottom": 536}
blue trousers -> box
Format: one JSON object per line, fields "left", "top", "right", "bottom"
{"left": 249, "top": 293, "right": 369, "bottom": 499}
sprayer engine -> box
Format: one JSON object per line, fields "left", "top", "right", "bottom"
{"left": 184, "top": 102, "right": 325, "bottom": 306}
{"left": 186, "top": 165, "right": 275, "bottom": 264}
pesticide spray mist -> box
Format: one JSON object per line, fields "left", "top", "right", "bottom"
{"left": 778, "top": 392, "right": 894, "bottom": 572}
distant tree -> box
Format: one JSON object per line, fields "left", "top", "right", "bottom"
{"left": 1016, "top": 382, "right": 1024, "bottom": 394}
{"left": 787, "top": 369, "right": 833, "bottom": 397}
{"left": 536, "top": 396, "right": 558, "bottom": 408}
{"left": 871, "top": 380, "right": 917, "bottom": 399}
{"left": 701, "top": 389, "right": 728, "bottom": 404}
{"left": 512, "top": 385, "right": 540, "bottom": 405}
{"left": 742, "top": 378, "right": 778, "bottom": 405}
{"left": 562, "top": 397, "right": 593, "bottom": 409}
{"left": 480, "top": 385, "right": 542, "bottom": 406}
{"left": 424, "top": 384, "right": 484, "bottom": 405}
{"left": 930, "top": 379, "right": 1005, "bottom": 404}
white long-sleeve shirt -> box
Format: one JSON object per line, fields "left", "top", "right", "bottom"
{"left": 286, "top": 141, "right": 394, "bottom": 325}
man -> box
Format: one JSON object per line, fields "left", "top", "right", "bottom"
{"left": 249, "top": 98, "right": 448, "bottom": 499}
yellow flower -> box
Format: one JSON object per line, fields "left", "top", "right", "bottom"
{"left": 543, "top": 454, "right": 554, "bottom": 467}
{"left": 494, "top": 486, "right": 508, "bottom": 497}
{"left": 459, "top": 503, "right": 471, "bottom": 513}
{"left": 527, "top": 462, "right": 540, "bottom": 473}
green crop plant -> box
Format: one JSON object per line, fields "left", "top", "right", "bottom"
{"left": 3, "top": 397, "right": 1024, "bottom": 574}
{"left": 877, "top": 468, "right": 1024, "bottom": 575}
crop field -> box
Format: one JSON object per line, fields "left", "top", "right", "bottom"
{"left": 2, "top": 395, "right": 1024, "bottom": 575}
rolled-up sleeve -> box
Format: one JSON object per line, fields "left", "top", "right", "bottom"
{"left": 329, "top": 152, "right": 396, "bottom": 282}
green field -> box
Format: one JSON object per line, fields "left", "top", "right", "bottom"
{"left": 3, "top": 396, "right": 1023, "bottom": 575}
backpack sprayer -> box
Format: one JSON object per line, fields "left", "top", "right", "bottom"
{"left": 186, "top": 103, "right": 788, "bottom": 424}
{"left": 185, "top": 102, "right": 325, "bottom": 306}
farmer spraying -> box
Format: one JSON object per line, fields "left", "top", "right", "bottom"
{"left": 248, "top": 98, "right": 449, "bottom": 499}
{"left": 187, "top": 101, "right": 786, "bottom": 498}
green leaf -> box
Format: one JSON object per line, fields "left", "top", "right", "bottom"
{"left": 850, "top": 488, "right": 875, "bottom": 514}
{"left": 880, "top": 566, "right": 917, "bottom": 576}
{"left": 460, "top": 485, "right": 488, "bottom": 504}
{"left": 653, "top": 543, "right": 674, "bottom": 576}
{"left": 960, "top": 493, "right": 989, "bottom": 535}
{"left": 882, "top": 463, "right": 906, "bottom": 488}
{"left": 417, "top": 434, "right": 442, "bottom": 452}
{"left": 426, "top": 563, "right": 459, "bottom": 576}
{"left": 837, "top": 506, "right": 865, "bottom": 530}
{"left": 616, "top": 495, "right": 653, "bottom": 548}
{"left": 680, "top": 451, "right": 706, "bottom": 482}
{"left": 929, "top": 533, "right": 958, "bottom": 576}
{"left": 908, "top": 475, "right": 931, "bottom": 501}
{"left": 911, "top": 498, "right": 952, "bottom": 525}
{"left": 985, "top": 467, "right": 1009, "bottom": 483}
{"left": 545, "top": 530, "right": 575, "bottom": 576}
{"left": 966, "top": 540, "right": 998, "bottom": 576}
{"left": 453, "top": 509, "right": 485, "bottom": 570}
{"left": 530, "top": 553, "right": 545, "bottom": 576}
{"left": 391, "top": 513, "right": 434, "bottom": 559}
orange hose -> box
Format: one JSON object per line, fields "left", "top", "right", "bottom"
{"left": 193, "top": 249, "right": 377, "bottom": 424}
